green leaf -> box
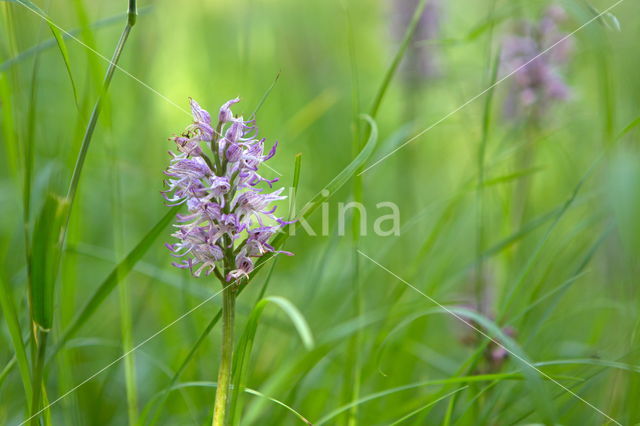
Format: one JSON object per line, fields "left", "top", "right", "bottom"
{"left": 30, "top": 193, "right": 68, "bottom": 330}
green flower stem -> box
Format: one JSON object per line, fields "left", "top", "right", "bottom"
{"left": 212, "top": 283, "right": 236, "bottom": 426}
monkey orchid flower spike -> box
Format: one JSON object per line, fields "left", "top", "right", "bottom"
{"left": 162, "top": 97, "right": 292, "bottom": 426}
{"left": 163, "top": 98, "right": 292, "bottom": 279}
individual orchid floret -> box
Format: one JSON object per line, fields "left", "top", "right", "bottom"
{"left": 218, "top": 97, "right": 240, "bottom": 124}
{"left": 187, "top": 98, "right": 214, "bottom": 141}
{"left": 163, "top": 97, "right": 292, "bottom": 281}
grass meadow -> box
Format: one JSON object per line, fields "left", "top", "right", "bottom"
{"left": 1, "top": 0, "right": 640, "bottom": 424}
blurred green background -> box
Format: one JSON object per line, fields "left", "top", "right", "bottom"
{"left": 1, "top": 0, "right": 640, "bottom": 424}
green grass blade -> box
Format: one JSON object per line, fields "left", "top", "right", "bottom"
{"left": 51, "top": 206, "right": 179, "bottom": 359}
{"left": 242, "top": 388, "right": 312, "bottom": 425}
{"left": 521, "top": 227, "right": 610, "bottom": 340}
{"left": 0, "top": 7, "right": 152, "bottom": 72}
{"left": 367, "top": 0, "right": 426, "bottom": 118}
{"left": 388, "top": 387, "right": 468, "bottom": 426}
{"left": 229, "top": 296, "right": 314, "bottom": 425}
{"left": 499, "top": 158, "right": 602, "bottom": 316}
{"left": 0, "top": 356, "right": 17, "bottom": 390}
{"left": 251, "top": 71, "right": 280, "bottom": 118}
{"left": 29, "top": 193, "right": 67, "bottom": 424}
{"left": 47, "top": 24, "right": 79, "bottom": 109}
{"left": 374, "top": 304, "right": 556, "bottom": 423}
{"left": 30, "top": 194, "right": 67, "bottom": 331}
{"left": 242, "top": 311, "right": 389, "bottom": 424}
{"left": 448, "top": 307, "right": 557, "bottom": 424}
{"left": 267, "top": 114, "right": 377, "bottom": 255}
{"left": 145, "top": 381, "right": 312, "bottom": 425}
{"left": 535, "top": 358, "right": 640, "bottom": 374}
{"left": 287, "top": 153, "right": 302, "bottom": 220}
{"left": 0, "top": 72, "right": 19, "bottom": 177}
{"left": 314, "top": 373, "right": 537, "bottom": 425}
{"left": 482, "top": 167, "right": 544, "bottom": 187}
{"left": 142, "top": 310, "right": 222, "bottom": 426}
{"left": 0, "top": 275, "right": 33, "bottom": 409}
{"left": 7, "top": 0, "right": 79, "bottom": 108}
{"left": 474, "top": 47, "right": 500, "bottom": 314}
{"left": 616, "top": 116, "right": 640, "bottom": 140}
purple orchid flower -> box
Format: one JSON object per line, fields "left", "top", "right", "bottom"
{"left": 501, "top": 5, "right": 574, "bottom": 119}
{"left": 163, "top": 98, "right": 292, "bottom": 280}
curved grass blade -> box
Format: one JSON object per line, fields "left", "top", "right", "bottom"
{"left": 265, "top": 114, "right": 377, "bottom": 257}
{"left": 229, "top": 296, "right": 314, "bottom": 425}
{"left": 242, "top": 309, "right": 401, "bottom": 424}
{"left": 388, "top": 387, "right": 469, "bottom": 426}
{"left": 47, "top": 23, "right": 79, "bottom": 109}
{"left": 145, "top": 381, "right": 312, "bottom": 425}
{"left": 50, "top": 206, "right": 180, "bottom": 361}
